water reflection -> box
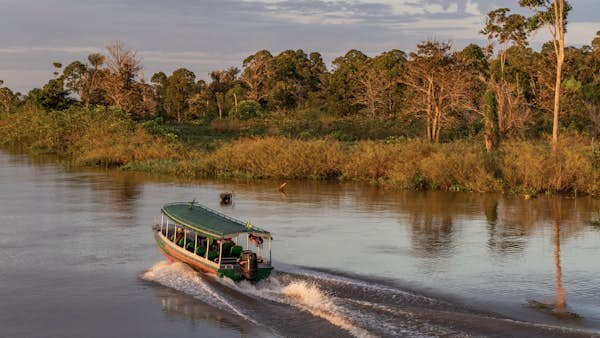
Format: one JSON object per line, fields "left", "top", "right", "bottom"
{"left": 527, "top": 199, "right": 582, "bottom": 320}
{"left": 410, "top": 212, "right": 455, "bottom": 258}
{"left": 58, "top": 169, "right": 143, "bottom": 224}
{"left": 485, "top": 196, "right": 528, "bottom": 257}
{"left": 156, "top": 288, "right": 247, "bottom": 332}
{"left": 554, "top": 218, "right": 566, "bottom": 313}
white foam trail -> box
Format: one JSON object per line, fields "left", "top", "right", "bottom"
{"left": 218, "top": 276, "right": 378, "bottom": 338}
{"left": 277, "top": 264, "right": 443, "bottom": 306}
{"left": 142, "top": 261, "right": 255, "bottom": 323}
{"left": 281, "top": 281, "right": 377, "bottom": 338}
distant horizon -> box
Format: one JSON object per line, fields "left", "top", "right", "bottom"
{"left": 1, "top": 0, "right": 599, "bottom": 93}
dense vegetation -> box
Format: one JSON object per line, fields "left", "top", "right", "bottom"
{"left": 1, "top": 2, "right": 599, "bottom": 195}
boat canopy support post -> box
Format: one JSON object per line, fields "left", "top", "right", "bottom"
{"left": 160, "top": 214, "right": 164, "bottom": 233}
{"left": 218, "top": 241, "right": 223, "bottom": 268}
{"left": 194, "top": 234, "right": 198, "bottom": 254}
{"left": 184, "top": 229, "right": 187, "bottom": 248}
{"left": 205, "top": 238, "right": 209, "bottom": 259}
{"left": 172, "top": 223, "right": 177, "bottom": 243}
{"left": 268, "top": 237, "right": 272, "bottom": 264}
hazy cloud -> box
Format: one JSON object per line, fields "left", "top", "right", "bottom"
{"left": 0, "top": 0, "right": 598, "bottom": 92}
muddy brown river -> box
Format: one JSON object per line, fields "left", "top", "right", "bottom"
{"left": 1, "top": 150, "right": 599, "bottom": 337}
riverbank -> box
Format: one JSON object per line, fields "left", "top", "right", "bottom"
{"left": 1, "top": 106, "right": 599, "bottom": 196}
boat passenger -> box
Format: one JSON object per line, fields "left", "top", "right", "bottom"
{"left": 249, "top": 234, "right": 263, "bottom": 247}
{"left": 174, "top": 227, "right": 184, "bottom": 246}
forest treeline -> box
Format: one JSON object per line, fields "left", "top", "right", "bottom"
{"left": 1, "top": 2, "right": 599, "bottom": 195}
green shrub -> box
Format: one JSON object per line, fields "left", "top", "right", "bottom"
{"left": 229, "top": 100, "right": 262, "bottom": 120}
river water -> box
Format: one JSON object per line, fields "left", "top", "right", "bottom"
{"left": 1, "top": 150, "right": 599, "bottom": 337}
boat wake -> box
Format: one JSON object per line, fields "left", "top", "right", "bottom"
{"left": 142, "top": 261, "right": 595, "bottom": 338}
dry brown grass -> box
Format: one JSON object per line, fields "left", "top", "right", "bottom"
{"left": 2, "top": 108, "right": 598, "bottom": 195}
{"left": 203, "top": 136, "right": 345, "bottom": 179}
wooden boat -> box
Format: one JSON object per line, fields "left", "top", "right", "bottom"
{"left": 153, "top": 201, "right": 273, "bottom": 281}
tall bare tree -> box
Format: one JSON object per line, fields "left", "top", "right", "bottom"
{"left": 101, "top": 41, "right": 153, "bottom": 117}
{"left": 400, "top": 41, "right": 476, "bottom": 143}
{"left": 520, "top": 0, "right": 570, "bottom": 150}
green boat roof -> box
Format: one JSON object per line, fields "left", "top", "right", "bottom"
{"left": 161, "top": 202, "right": 270, "bottom": 238}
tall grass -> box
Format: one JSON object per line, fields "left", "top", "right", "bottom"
{"left": 200, "top": 136, "right": 345, "bottom": 179}
{"left": 0, "top": 106, "right": 178, "bottom": 166}
{"left": 2, "top": 108, "right": 598, "bottom": 195}
{"left": 500, "top": 139, "right": 600, "bottom": 195}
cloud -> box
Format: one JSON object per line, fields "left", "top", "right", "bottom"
{"left": 465, "top": 0, "right": 481, "bottom": 16}
{"left": 240, "top": 0, "right": 469, "bottom": 24}
{"left": 528, "top": 21, "right": 600, "bottom": 45}
{"left": 0, "top": 46, "right": 100, "bottom": 54}
{"left": 386, "top": 15, "right": 484, "bottom": 40}
{"left": 139, "top": 50, "right": 246, "bottom": 66}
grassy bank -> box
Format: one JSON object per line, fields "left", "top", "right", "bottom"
{"left": 0, "top": 106, "right": 178, "bottom": 166}
{"left": 1, "top": 107, "right": 599, "bottom": 196}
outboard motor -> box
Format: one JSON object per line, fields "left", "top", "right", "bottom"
{"left": 239, "top": 250, "right": 258, "bottom": 280}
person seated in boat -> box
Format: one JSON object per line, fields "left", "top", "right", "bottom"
{"left": 248, "top": 234, "right": 263, "bottom": 247}
{"left": 174, "top": 227, "right": 184, "bottom": 246}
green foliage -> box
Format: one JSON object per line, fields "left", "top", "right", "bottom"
{"left": 229, "top": 100, "right": 262, "bottom": 120}
{"left": 0, "top": 105, "right": 177, "bottom": 166}
{"left": 163, "top": 68, "right": 196, "bottom": 123}
{"left": 29, "top": 78, "right": 73, "bottom": 110}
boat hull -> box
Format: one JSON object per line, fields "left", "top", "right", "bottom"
{"left": 153, "top": 230, "right": 273, "bottom": 281}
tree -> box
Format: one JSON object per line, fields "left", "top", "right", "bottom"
{"left": 150, "top": 71, "right": 168, "bottom": 115}
{"left": 101, "top": 42, "right": 154, "bottom": 117}
{"left": 326, "top": 49, "right": 369, "bottom": 116}
{"left": 163, "top": 68, "right": 196, "bottom": 123}
{"left": 62, "top": 61, "right": 87, "bottom": 99}
{"left": 209, "top": 67, "right": 239, "bottom": 119}
{"left": 268, "top": 49, "right": 323, "bottom": 112}
{"left": 36, "top": 77, "right": 72, "bottom": 110}
{"left": 482, "top": 8, "right": 528, "bottom": 75}
{"left": 0, "top": 80, "right": 17, "bottom": 113}
{"left": 481, "top": 8, "right": 529, "bottom": 148}
{"left": 85, "top": 53, "right": 107, "bottom": 105}
{"left": 353, "top": 50, "right": 406, "bottom": 119}
{"left": 52, "top": 62, "right": 62, "bottom": 78}
{"left": 241, "top": 50, "right": 273, "bottom": 104}
{"left": 400, "top": 41, "right": 476, "bottom": 143}
{"left": 187, "top": 80, "right": 214, "bottom": 119}
{"left": 520, "top": 0, "right": 571, "bottom": 150}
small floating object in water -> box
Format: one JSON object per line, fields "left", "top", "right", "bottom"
{"left": 278, "top": 182, "right": 287, "bottom": 193}
{"left": 219, "top": 192, "right": 232, "bottom": 205}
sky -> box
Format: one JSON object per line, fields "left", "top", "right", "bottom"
{"left": 1, "top": 0, "right": 599, "bottom": 93}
